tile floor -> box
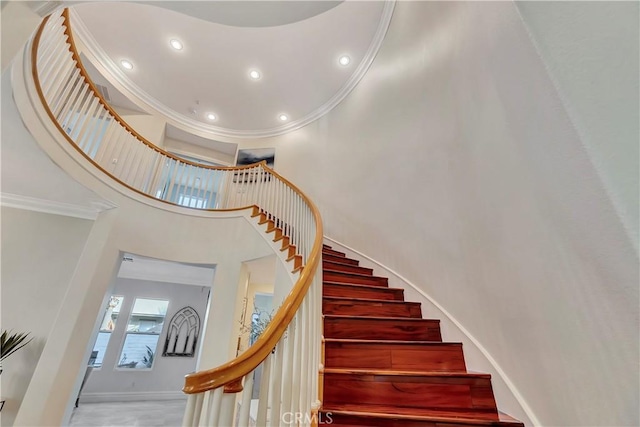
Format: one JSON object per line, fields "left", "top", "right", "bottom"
{"left": 69, "top": 400, "right": 186, "bottom": 426}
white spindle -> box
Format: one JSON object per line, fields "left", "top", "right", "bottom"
{"left": 205, "top": 388, "right": 223, "bottom": 426}
{"left": 219, "top": 393, "right": 236, "bottom": 426}
{"left": 141, "top": 150, "right": 160, "bottom": 193}
{"left": 44, "top": 56, "right": 75, "bottom": 105}
{"left": 256, "top": 354, "right": 272, "bottom": 426}
{"left": 76, "top": 101, "right": 102, "bottom": 150}
{"left": 238, "top": 373, "right": 255, "bottom": 426}
{"left": 51, "top": 69, "right": 80, "bottom": 117}
{"left": 113, "top": 132, "right": 135, "bottom": 179}
{"left": 130, "top": 143, "right": 148, "bottom": 186}
{"left": 290, "top": 312, "right": 303, "bottom": 419}
{"left": 165, "top": 160, "right": 182, "bottom": 202}
{"left": 84, "top": 110, "right": 108, "bottom": 158}
{"left": 39, "top": 38, "right": 68, "bottom": 84}
{"left": 281, "top": 321, "right": 295, "bottom": 422}
{"left": 54, "top": 75, "right": 83, "bottom": 122}
{"left": 182, "top": 394, "right": 197, "bottom": 427}
{"left": 105, "top": 126, "right": 128, "bottom": 174}
{"left": 269, "top": 343, "right": 284, "bottom": 427}
{"left": 71, "top": 86, "right": 93, "bottom": 133}
{"left": 192, "top": 393, "right": 205, "bottom": 427}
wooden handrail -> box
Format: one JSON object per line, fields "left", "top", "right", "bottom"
{"left": 57, "top": 9, "right": 255, "bottom": 172}
{"left": 31, "top": 13, "right": 266, "bottom": 212}
{"left": 183, "top": 181, "right": 322, "bottom": 394}
{"left": 31, "top": 9, "right": 324, "bottom": 398}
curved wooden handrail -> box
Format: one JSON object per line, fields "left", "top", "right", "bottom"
{"left": 46, "top": 10, "right": 257, "bottom": 172}
{"left": 183, "top": 171, "right": 323, "bottom": 394}
{"left": 31, "top": 13, "right": 271, "bottom": 212}
{"left": 31, "top": 9, "right": 324, "bottom": 398}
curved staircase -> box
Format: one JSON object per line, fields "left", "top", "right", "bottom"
{"left": 320, "top": 244, "right": 524, "bottom": 427}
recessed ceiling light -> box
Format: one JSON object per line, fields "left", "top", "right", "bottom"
{"left": 249, "top": 70, "right": 261, "bottom": 80}
{"left": 278, "top": 114, "right": 289, "bottom": 122}
{"left": 206, "top": 113, "right": 216, "bottom": 121}
{"left": 170, "top": 39, "right": 183, "bottom": 50}
{"left": 120, "top": 60, "right": 133, "bottom": 70}
{"left": 339, "top": 55, "right": 351, "bottom": 66}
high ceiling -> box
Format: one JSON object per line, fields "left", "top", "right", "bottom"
{"left": 70, "top": 1, "right": 394, "bottom": 138}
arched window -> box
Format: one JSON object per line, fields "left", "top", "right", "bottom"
{"left": 162, "top": 306, "right": 200, "bottom": 357}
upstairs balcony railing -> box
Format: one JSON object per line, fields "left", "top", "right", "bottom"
{"left": 30, "top": 9, "right": 323, "bottom": 426}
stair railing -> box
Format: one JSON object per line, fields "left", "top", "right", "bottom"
{"left": 30, "top": 9, "right": 323, "bottom": 426}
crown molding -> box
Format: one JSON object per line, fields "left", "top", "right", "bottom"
{"left": 68, "top": 1, "right": 395, "bottom": 140}
{"left": 0, "top": 193, "right": 115, "bottom": 220}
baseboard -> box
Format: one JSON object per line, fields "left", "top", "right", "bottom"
{"left": 79, "top": 391, "right": 187, "bottom": 404}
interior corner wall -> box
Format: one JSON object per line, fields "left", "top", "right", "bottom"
{"left": 0, "top": 206, "right": 93, "bottom": 426}
{"left": 259, "top": 2, "right": 638, "bottom": 426}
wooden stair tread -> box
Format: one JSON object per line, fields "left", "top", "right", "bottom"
{"left": 323, "top": 260, "right": 373, "bottom": 275}
{"left": 324, "top": 314, "right": 438, "bottom": 322}
{"left": 324, "top": 296, "right": 420, "bottom": 306}
{"left": 323, "top": 281, "right": 401, "bottom": 291}
{"left": 325, "top": 338, "right": 457, "bottom": 345}
{"left": 324, "top": 269, "right": 386, "bottom": 280}
{"left": 323, "top": 248, "right": 347, "bottom": 257}
{"left": 323, "top": 253, "right": 360, "bottom": 266}
{"left": 324, "top": 368, "right": 488, "bottom": 379}
{"left": 320, "top": 404, "right": 523, "bottom": 426}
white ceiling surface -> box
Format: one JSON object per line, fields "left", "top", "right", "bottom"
{"left": 119, "top": 253, "right": 216, "bottom": 286}
{"left": 137, "top": 1, "right": 343, "bottom": 28}
{"left": 71, "top": 1, "right": 388, "bottom": 136}
{"left": 117, "top": 253, "right": 276, "bottom": 287}
{"left": 81, "top": 56, "right": 238, "bottom": 157}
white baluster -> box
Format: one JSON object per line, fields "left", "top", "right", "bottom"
{"left": 54, "top": 75, "right": 84, "bottom": 123}
{"left": 182, "top": 394, "right": 197, "bottom": 427}
{"left": 51, "top": 68, "right": 81, "bottom": 118}
{"left": 76, "top": 98, "right": 101, "bottom": 149}
{"left": 290, "top": 312, "right": 302, "bottom": 418}
{"left": 166, "top": 160, "right": 183, "bottom": 203}
{"left": 238, "top": 372, "right": 255, "bottom": 426}
{"left": 43, "top": 56, "right": 75, "bottom": 104}
{"left": 219, "top": 393, "right": 236, "bottom": 427}
{"left": 256, "top": 354, "right": 272, "bottom": 426}
{"left": 126, "top": 143, "right": 146, "bottom": 189}
{"left": 205, "top": 388, "right": 224, "bottom": 426}
{"left": 192, "top": 393, "right": 205, "bottom": 427}
{"left": 113, "top": 132, "right": 135, "bottom": 179}
{"left": 269, "top": 343, "right": 284, "bottom": 427}
{"left": 141, "top": 150, "right": 161, "bottom": 193}
{"left": 84, "top": 110, "right": 110, "bottom": 159}
{"left": 105, "top": 126, "right": 128, "bottom": 174}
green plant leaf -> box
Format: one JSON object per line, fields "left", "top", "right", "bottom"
{"left": 1, "top": 330, "right": 33, "bottom": 361}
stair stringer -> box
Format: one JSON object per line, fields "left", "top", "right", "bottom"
{"left": 323, "top": 237, "right": 540, "bottom": 427}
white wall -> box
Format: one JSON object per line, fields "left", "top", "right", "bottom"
{"left": 515, "top": 1, "right": 639, "bottom": 253}
{"left": 1, "top": 2, "right": 41, "bottom": 72}
{"left": 0, "top": 207, "right": 93, "bottom": 426}
{"left": 81, "top": 278, "right": 210, "bottom": 401}
{"left": 164, "top": 137, "right": 236, "bottom": 165}
{"left": 257, "top": 2, "right": 637, "bottom": 426}
{"left": 113, "top": 107, "right": 167, "bottom": 148}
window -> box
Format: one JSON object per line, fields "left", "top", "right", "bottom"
{"left": 90, "top": 296, "right": 124, "bottom": 367}
{"left": 117, "top": 298, "right": 169, "bottom": 370}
